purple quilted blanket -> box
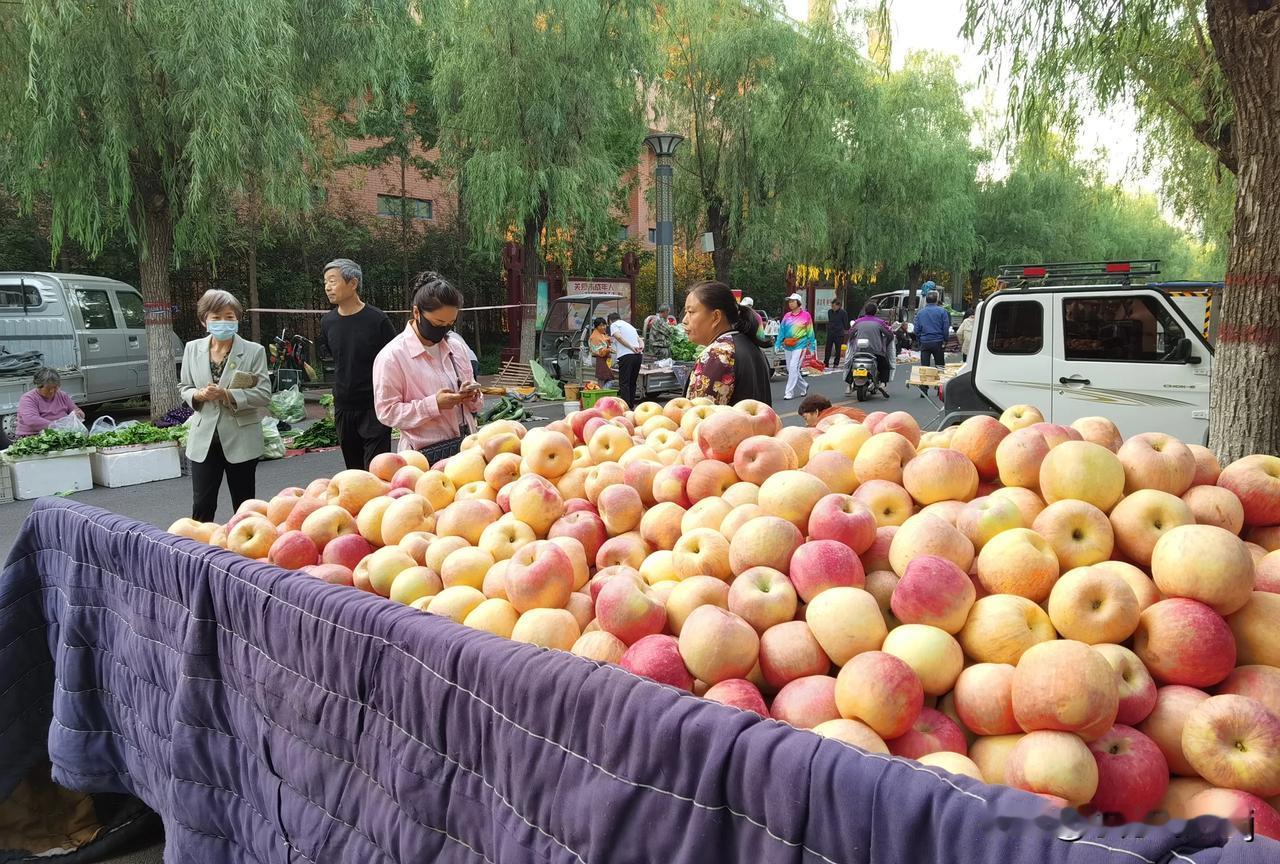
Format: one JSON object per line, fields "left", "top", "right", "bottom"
{"left": 2, "top": 498, "right": 1276, "bottom": 863}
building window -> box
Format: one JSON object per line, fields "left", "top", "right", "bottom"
{"left": 986, "top": 300, "right": 1043, "bottom": 355}
{"left": 377, "top": 194, "right": 433, "bottom": 221}
{"left": 648, "top": 227, "right": 656, "bottom": 244}
{"left": 617, "top": 224, "right": 629, "bottom": 242}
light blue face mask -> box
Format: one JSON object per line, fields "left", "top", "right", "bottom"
{"left": 207, "top": 321, "right": 238, "bottom": 341}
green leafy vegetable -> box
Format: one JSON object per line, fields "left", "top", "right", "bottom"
{"left": 669, "top": 330, "right": 700, "bottom": 362}
{"left": 89, "top": 423, "right": 183, "bottom": 449}
{"left": 2, "top": 429, "right": 90, "bottom": 459}
{"left": 288, "top": 418, "right": 339, "bottom": 450}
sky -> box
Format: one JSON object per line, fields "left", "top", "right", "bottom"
{"left": 781, "top": 0, "right": 1163, "bottom": 194}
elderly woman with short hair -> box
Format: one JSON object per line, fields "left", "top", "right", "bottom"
{"left": 178, "top": 289, "right": 271, "bottom": 522}
{"left": 15, "top": 367, "right": 85, "bottom": 437}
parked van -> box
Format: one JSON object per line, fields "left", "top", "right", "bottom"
{"left": 938, "top": 261, "right": 1219, "bottom": 443}
{"left": 1, "top": 272, "right": 182, "bottom": 435}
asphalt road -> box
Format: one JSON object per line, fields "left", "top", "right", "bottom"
{"left": 0, "top": 363, "right": 940, "bottom": 864}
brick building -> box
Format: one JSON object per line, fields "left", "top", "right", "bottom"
{"left": 323, "top": 138, "right": 659, "bottom": 251}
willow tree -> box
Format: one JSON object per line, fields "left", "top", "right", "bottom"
{"left": 657, "top": 0, "right": 866, "bottom": 284}
{"left": 844, "top": 53, "right": 979, "bottom": 314}
{"left": 428, "top": 0, "right": 651, "bottom": 356}
{"left": 0, "top": 0, "right": 410, "bottom": 418}
{"left": 964, "top": 0, "right": 1279, "bottom": 460}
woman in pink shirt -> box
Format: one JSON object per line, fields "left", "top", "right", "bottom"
{"left": 15, "top": 367, "right": 84, "bottom": 437}
{"left": 373, "top": 272, "right": 483, "bottom": 461}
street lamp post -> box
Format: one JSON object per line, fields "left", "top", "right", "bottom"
{"left": 645, "top": 132, "right": 684, "bottom": 314}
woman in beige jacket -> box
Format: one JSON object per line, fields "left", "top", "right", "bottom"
{"left": 178, "top": 290, "right": 272, "bottom": 521}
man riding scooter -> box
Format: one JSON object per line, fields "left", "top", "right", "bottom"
{"left": 846, "top": 302, "right": 893, "bottom": 398}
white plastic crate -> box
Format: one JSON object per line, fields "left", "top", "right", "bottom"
{"left": 0, "top": 461, "right": 13, "bottom": 504}
{"left": 6, "top": 449, "right": 94, "bottom": 500}
{"left": 90, "top": 441, "right": 182, "bottom": 488}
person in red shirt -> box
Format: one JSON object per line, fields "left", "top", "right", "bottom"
{"left": 798, "top": 394, "right": 866, "bottom": 426}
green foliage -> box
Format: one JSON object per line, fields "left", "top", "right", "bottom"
{"left": 0, "top": 0, "right": 413, "bottom": 261}
{"left": 427, "top": 0, "right": 653, "bottom": 263}
{"left": 837, "top": 53, "right": 981, "bottom": 275}
{"left": 972, "top": 138, "right": 1223, "bottom": 287}
{"left": 658, "top": 0, "right": 868, "bottom": 279}
{"left": 962, "top": 0, "right": 1234, "bottom": 238}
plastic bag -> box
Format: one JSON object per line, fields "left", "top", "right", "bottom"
{"left": 88, "top": 416, "right": 117, "bottom": 436}
{"left": 270, "top": 386, "right": 305, "bottom": 423}
{"left": 261, "top": 418, "right": 285, "bottom": 460}
{"left": 50, "top": 415, "right": 89, "bottom": 436}
{"left": 529, "top": 359, "right": 563, "bottom": 401}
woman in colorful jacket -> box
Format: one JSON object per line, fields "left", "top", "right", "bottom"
{"left": 774, "top": 293, "right": 817, "bottom": 400}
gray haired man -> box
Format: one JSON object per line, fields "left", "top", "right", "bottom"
{"left": 320, "top": 259, "right": 398, "bottom": 470}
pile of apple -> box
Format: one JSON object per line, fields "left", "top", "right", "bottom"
{"left": 167, "top": 396, "right": 1280, "bottom": 835}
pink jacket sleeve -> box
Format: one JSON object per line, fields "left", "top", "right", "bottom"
{"left": 373, "top": 349, "right": 441, "bottom": 430}
{"left": 15, "top": 391, "right": 48, "bottom": 434}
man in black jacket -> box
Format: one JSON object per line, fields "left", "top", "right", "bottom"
{"left": 824, "top": 299, "right": 850, "bottom": 368}
{"left": 320, "top": 258, "right": 398, "bottom": 471}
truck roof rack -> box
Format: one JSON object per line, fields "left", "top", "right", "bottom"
{"left": 997, "top": 260, "right": 1160, "bottom": 288}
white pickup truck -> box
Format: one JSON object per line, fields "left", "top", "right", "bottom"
{"left": 937, "top": 261, "right": 1220, "bottom": 444}
{"left": 1, "top": 272, "right": 183, "bottom": 437}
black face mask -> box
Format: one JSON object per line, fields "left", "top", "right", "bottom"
{"left": 414, "top": 312, "right": 453, "bottom": 343}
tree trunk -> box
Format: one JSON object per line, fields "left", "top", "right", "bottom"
{"left": 968, "top": 268, "right": 984, "bottom": 308}
{"left": 138, "top": 199, "right": 181, "bottom": 420}
{"left": 707, "top": 203, "right": 734, "bottom": 285}
{"left": 401, "top": 153, "right": 412, "bottom": 308}
{"left": 520, "top": 204, "right": 546, "bottom": 363}
{"left": 1206, "top": 0, "right": 1280, "bottom": 463}
{"left": 247, "top": 190, "right": 261, "bottom": 345}
{"left": 904, "top": 263, "right": 923, "bottom": 323}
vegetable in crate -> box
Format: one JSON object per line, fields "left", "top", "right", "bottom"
{"left": 669, "top": 330, "right": 700, "bottom": 362}
{"left": 2, "top": 429, "right": 89, "bottom": 459}
{"left": 89, "top": 423, "right": 183, "bottom": 449}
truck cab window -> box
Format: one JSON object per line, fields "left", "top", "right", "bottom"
{"left": 1063, "top": 296, "right": 1186, "bottom": 362}
{"left": 116, "top": 292, "right": 146, "bottom": 329}
{"left": 73, "top": 289, "right": 117, "bottom": 330}
{"left": 987, "top": 300, "right": 1044, "bottom": 354}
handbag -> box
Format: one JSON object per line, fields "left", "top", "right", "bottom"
{"left": 419, "top": 432, "right": 464, "bottom": 465}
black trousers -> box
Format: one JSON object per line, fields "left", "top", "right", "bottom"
{"left": 920, "top": 341, "right": 946, "bottom": 368}
{"left": 190, "top": 436, "right": 258, "bottom": 523}
{"left": 617, "top": 353, "right": 642, "bottom": 408}
{"left": 824, "top": 334, "right": 843, "bottom": 367}
{"left": 335, "top": 406, "right": 392, "bottom": 471}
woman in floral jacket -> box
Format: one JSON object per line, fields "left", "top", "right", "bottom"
{"left": 683, "top": 282, "right": 772, "bottom": 406}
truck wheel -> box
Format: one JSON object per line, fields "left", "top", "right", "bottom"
{"left": 1, "top": 413, "right": 15, "bottom": 440}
